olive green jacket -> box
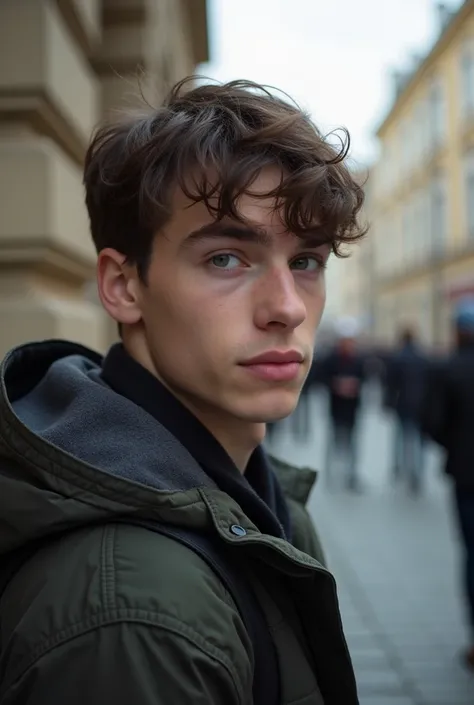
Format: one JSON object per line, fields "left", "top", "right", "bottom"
{"left": 0, "top": 341, "right": 357, "bottom": 705}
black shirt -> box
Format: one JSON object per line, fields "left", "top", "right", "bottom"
{"left": 101, "top": 344, "right": 291, "bottom": 540}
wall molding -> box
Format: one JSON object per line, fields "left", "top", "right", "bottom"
{"left": 0, "top": 236, "right": 96, "bottom": 288}
{"left": 0, "top": 88, "right": 87, "bottom": 166}
{"left": 54, "top": 0, "right": 99, "bottom": 59}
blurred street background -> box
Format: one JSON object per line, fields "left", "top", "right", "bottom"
{"left": 269, "top": 382, "right": 473, "bottom": 705}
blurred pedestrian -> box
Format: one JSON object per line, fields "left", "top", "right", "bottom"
{"left": 289, "top": 354, "right": 320, "bottom": 442}
{"left": 385, "top": 327, "right": 429, "bottom": 495}
{"left": 322, "top": 322, "right": 365, "bottom": 491}
{"left": 422, "top": 298, "right": 474, "bottom": 670}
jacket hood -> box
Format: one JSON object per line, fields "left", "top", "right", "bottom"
{"left": 0, "top": 342, "right": 359, "bottom": 705}
{"left": 0, "top": 340, "right": 230, "bottom": 557}
{"left": 0, "top": 340, "right": 319, "bottom": 560}
{"left": 270, "top": 457, "right": 317, "bottom": 506}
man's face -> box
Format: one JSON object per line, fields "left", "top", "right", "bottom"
{"left": 131, "top": 168, "right": 329, "bottom": 423}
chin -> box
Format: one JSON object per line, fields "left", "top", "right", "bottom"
{"left": 237, "top": 391, "right": 299, "bottom": 423}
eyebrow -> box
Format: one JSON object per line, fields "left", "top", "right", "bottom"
{"left": 180, "top": 222, "right": 330, "bottom": 249}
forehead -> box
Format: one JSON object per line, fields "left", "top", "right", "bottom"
{"left": 168, "top": 167, "right": 290, "bottom": 236}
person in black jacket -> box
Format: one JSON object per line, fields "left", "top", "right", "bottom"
{"left": 322, "top": 331, "right": 365, "bottom": 491}
{"left": 422, "top": 298, "right": 474, "bottom": 669}
{"left": 385, "top": 328, "right": 429, "bottom": 495}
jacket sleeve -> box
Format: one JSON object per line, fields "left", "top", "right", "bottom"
{"left": 3, "top": 620, "right": 249, "bottom": 705}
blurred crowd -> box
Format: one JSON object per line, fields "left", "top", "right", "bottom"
{"left": 269, "top": 296, "right": 474, "bottom": 669}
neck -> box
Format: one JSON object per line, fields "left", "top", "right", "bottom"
{"left": 123, "top": 333, "right": 265, "bottom": 473}
{"left": 184, "top": 406, "right": 266, "bottom": 472}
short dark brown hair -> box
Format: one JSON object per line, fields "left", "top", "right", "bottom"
{"left": 84, "top": 77, "right": 366, "bottom": 280}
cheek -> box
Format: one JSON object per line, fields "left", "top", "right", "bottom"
{"left": 144, "top": 279, "right": 233, "bottom": 353}
{"left": 303, "top": 280, "right": 326, "bottom": 327}
{"left": 317, "top": 284, "right": 327, "bottom": 322}
{"left": 146, "top": 272, "right": 202, "bottom": 321}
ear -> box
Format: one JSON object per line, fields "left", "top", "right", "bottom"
{"left": 97, "top": 248, "right": 142, "bottom": 325}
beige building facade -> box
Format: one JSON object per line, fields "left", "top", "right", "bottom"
{"left": 0, "top": 0, "right": 209, "bottom": 357}
{"left": 370, "top": 0, "right": 474, "bottom": 348}
{"left": 333, "top": 170, "right": 375, "bottom": 338}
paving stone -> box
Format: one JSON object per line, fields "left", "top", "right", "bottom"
{"left": 351, "top": 650, "right": 394, "bottom": 671}
{"left": 355, "top": 667, "right": 408, "bottom": 696}
{"left": 416, "top": 690, "right": 474, "bottom": 705}
{"left": 358, "top": 697, "right": 416, "bottom": 705}
{"left": 389, "top": 634, "right": 448, "bottom": 650}
{"left": 346, "top": 631, "right": 383, "bottom": 650}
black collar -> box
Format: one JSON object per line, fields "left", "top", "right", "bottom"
{"left": 101, "top": 344, "right": 291, "bottom": 539}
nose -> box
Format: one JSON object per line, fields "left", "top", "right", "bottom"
{"left": 253, "top": 265, "right": 307, "bottom": 331}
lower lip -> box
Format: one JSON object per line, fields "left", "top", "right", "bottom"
{"left": 241, "top": 362, "right": 301, "bottom": 381}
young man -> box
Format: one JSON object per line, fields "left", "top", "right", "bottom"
{"left": 422, "top": 299, "right": 474, "bottom": 669}
{"left": 0, "top": 78, "right": 365, "bottom": 704}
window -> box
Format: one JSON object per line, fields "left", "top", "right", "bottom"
{"left": 406, "top": 188, "right": 431, "bottom": 262}
{"left": 402, "top": 199, "right": 414, "bottom": 264}
{"left": 418, "top": 188, "right": 431, "bottom": 258}
{"left": 415, "top": 99, "right": 430, "bottom": 163}
{"left": 374, "top": 214, "right": 399, "bottom": 276}
{"left": 463, "top": 150, "right": 474, "bottom": 237}
{"left": 460, "top": 41, "right": 474, "bottom": 119}
{"left": 430, "top": 173, "right": 448, "bottom": 254}
{"left": 386, "top": 209, "right": 401, "bottom": 274}
{"left": 414, "top": 195, "right": 424, "bottom": 262}
{"left": 411, "top": 191, "right": 423, "bottom": 262}
{"left": 428, "top": 79, "right": 446, "bottom": 150}
{"left": 400, "top": 194, "right": 429, "bottom": 265}
{"left": 419, "top": 289, "right": 434, "bottom": 345}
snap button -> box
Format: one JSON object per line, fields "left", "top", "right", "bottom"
{"left": 230, "top": 524, "right": 247, "bottom": 537}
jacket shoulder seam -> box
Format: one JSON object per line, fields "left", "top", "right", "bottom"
{"left": 100, "top": 524, "right": 117, "bottom": 612}
{"left": 4, "top": 609, "right": 246, "bottom": 704}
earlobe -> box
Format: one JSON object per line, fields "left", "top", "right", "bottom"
{"left": 97, "top": 248, "right": 142, "bottom": 325}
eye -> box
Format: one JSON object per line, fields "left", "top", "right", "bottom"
{"left": 290, "top": 256, "right": 322, "bottom": 272}
{"left": 210, "top": 253, "right": 241, "bottom": 270}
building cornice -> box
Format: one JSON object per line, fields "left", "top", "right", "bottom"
{"left": 0, "top": 237, "right": 96, "bottom": 288}
{"left": 377, "top": 0, "right": 474, "bottom": 138}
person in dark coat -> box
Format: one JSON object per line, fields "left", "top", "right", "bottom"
{"left": 422, "top": 298, "right": 474, "bottom": 670}
{"left": 385, "top": 327, "right": 429, "bottom": 495}
{"left": 322, "top": 332, "right": 365, "bottom": 491}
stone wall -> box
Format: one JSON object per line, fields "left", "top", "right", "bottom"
{"left": 0, "top": 0, "right": 208, "bottom": 356}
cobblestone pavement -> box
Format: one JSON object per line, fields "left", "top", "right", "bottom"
{"left": 270, "top": 386, "right": 474, "bottom": 705}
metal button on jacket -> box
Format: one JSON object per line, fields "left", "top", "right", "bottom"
{"left": 230, "top": 524, "right": 247, "bottom": 537}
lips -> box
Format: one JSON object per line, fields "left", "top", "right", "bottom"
{"left": 241, "top": 350, "right": 304, "bottom": 365}
{"left": 239, "top": 350, "right": 304, "bottom": 382}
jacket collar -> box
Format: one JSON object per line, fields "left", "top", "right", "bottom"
{"left": 101, "top": 343, "right": 292, "bottom": 540}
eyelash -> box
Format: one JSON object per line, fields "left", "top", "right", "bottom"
{"left": 294, "top": 254, "right": 328, "bottom": 270}
{"left": 207, "top": 252, "right": 327, "bottom": 274}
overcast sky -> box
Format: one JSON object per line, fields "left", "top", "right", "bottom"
{"left": 200, "top": 0, "right": 462, "bottom": 166}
